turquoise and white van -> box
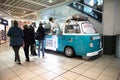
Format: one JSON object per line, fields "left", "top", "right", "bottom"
{"left": 43, "top": 17, "right": 103, "bottom": 58}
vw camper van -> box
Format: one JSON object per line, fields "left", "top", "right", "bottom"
{"left": 43, "top": 15, "right": 103, "bottom": 58}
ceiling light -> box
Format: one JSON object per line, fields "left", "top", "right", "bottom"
{"left": 0, "top": 14, "right": 2, "bottom": 16}
{"left": 48, "top": 0, "right": 52, "bottom": 3}
{"left": 8, "top": 13, "right": 11, "bottom": 15}
{"left": 24, "top": 11, "right": 26, "bottom": 13}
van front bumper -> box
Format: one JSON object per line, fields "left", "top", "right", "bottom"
{"left": 86, "top": 48, "right": 103, "bottom": 57}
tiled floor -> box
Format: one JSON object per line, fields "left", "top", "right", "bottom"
{"left": 0, "top": 42, "right": 120, "bottom": 80}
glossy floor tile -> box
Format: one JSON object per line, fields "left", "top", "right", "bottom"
{"left": 0, "top": 43, "right": 120, "bottom": 80}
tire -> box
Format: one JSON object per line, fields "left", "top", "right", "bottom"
{"left": 64, "top": 47, "right": 75, "bottom": 57}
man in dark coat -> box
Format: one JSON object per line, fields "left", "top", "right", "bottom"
{"left": 23, "top": 25, "right": 31, "bottom": 61}
{"left": 29, "top": 23, "right": 37, "bottom": 56}
{"left": 36, "top": 22, "right": 45, "bottom": 58}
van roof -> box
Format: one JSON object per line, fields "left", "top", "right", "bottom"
{"left": 71, "top": 15, "right": 89, "bottom": 21}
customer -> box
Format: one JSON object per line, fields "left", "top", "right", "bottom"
{"left": 36, "top": 22, "right": 45, "bottom": 58}
{"left": 23, "top": 25, "right": 31, "bottom": 62}
{"left": 7, "top": 20, "right": 24, "bottom": 65}
{"left": 29, "top": 23, "right": 37, "bottom": 56}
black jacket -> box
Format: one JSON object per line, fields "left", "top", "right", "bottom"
{"left": 23, "top": 28, "right": 35, "bottom": 45}
{"left": 36, "top": 26, "right": 45, "bottom": 40}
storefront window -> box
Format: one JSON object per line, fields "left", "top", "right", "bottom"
{"left": 0, "top": 18, "right": 8, "bottom": 44}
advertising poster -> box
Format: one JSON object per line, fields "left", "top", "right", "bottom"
{"left": 45, "top": 36, "right": 58, "bottom": 51}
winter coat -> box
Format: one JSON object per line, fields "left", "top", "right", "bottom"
{"left": 7, "top": 26, "right": 24, "bottom": 46}
{"left": 36, "top": 26, "right": 45, "bottom": 40}
{"left": 23, "top": 28, "right": 32, "bottom": 46}
{"left": 28, "top": 26, "right": 36, "bottom": 44}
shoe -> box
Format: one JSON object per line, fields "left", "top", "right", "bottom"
{"left": 42, "top": 55, "right": 45, "bottom": 57}
{"left": 25, "top": 59, "right": 30, "bottom": 62}
{"left": 31, "top": 54, "right": 37, "bottom": 56}
{"left": 17, "top": 62, "right": 21, "bottom": 65}
{"left": 14, "top": 60, "right": 17, "bottom": 62}
{"left": 42, "top": 56, "right": 46, "bottom": 59}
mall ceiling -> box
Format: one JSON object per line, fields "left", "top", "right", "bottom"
{"left": 0, "top": 0, "right": 73, "bottom": 20}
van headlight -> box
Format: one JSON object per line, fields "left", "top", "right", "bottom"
{"left": 89, "top": 43, "right": 93, "bottom": 48}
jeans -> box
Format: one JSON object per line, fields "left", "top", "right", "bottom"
{"left": 38, "top": 40, "right": 44, "bottom": 57}
{"left": 12, "top": 46, "right": 21, "bottom": 62}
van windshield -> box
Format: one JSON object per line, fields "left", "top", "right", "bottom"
{"left": 82, "top": 22, "right": 97, "bottom": 34}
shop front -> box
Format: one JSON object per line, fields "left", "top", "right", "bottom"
{"left": 0, "top": 18, "right": 8, "bottom": 44}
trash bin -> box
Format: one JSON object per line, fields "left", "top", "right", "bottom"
{"left": 103, "top": 35, "right": 116, "bottom": 55}
{"left": 116, "top": 34, "right": 120, "bottom": 58}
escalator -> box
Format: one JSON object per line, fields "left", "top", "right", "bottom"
{"left": 68, "top": 0, "right": 103, "bottom": 22}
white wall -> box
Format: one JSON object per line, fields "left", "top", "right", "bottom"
{"left": 103, "top": 0, "right": 120, "bottom": 35}
{"left": 103, "top": 0, "right": 115, "bottom": 35}
{"left": 114, "top": 0, "right": 120, "bottom": 35}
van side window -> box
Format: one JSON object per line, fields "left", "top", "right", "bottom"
{"left": 65, "top": 25, "right": 80, "bottom": 33}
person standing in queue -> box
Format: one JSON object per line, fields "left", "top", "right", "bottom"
{"left": 7, "top": 20, "right": 24, "bottom": 65}
{"left": 23, "top": 25, "right": 31, "bottom": 62}
{"left": 36, "top": 22, "right": 45, "bottom": 58}
{"left": 29, "top": 23, "right": 37, "bottom": 56}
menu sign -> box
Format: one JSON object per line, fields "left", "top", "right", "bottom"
{"left": 0, "top": 18, "right": 8, "bottom": 25}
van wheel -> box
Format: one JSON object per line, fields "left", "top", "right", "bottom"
{"left": 64, "top": 47, "right": 75, "bottom": 58}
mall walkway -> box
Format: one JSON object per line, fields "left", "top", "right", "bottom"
{"left": 0, "top": 42, "right": 120, "bottom": 80}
